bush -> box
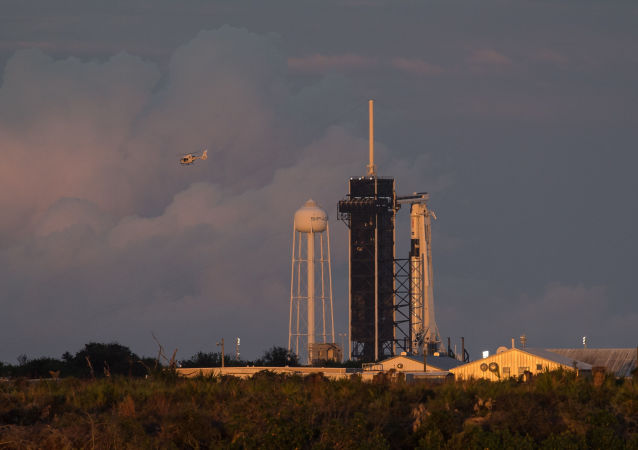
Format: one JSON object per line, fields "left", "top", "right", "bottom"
{"left": 69, "top": 342, "right": 148, "bottom": 378}
{"left": 179, "top": 351, "right": 245, "bottom": 368}
{"left": 255, "top": 346, "right": 299, "bottom": 367}
{"left": 0, "top": 373, "right": 636, "bottom": 447}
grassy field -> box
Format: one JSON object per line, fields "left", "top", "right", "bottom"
{"left": 1, "top": 370, "right": 637, "bottom": 449}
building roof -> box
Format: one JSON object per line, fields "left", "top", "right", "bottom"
{"left": 520, "top": 348, "right": 592, "bottom": 370}
{"left": 382, "top": 354, "right": 464, "bottom": 371}
{"left": 546, "top": 348, "right": 637, "bottom": 378}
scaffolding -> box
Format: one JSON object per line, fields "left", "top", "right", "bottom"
{"left": 338, "top": 177, "right": 396, "bottom": 362}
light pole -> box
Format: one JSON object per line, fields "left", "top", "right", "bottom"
{"left": 338, "top": 333, "right": 347, "bottom": 362}
{"left": 217, "top": 338, "right": 225, "bottom": 369}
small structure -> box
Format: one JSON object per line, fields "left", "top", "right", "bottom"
{"left": 405, "top": 372, "right": 454, "bottom": 384}
{"left": 310, "top": 343, "right": 342, "bottom": 364}
{"left": 358, "top": 354, "right": 461, "bottom": 383}
{"left": 546, "top": 348, "right": 637, "bottom": 378}
{"left": 451, "top": 347, "right": 592, "bottom": 381}
{"left": 177, "top": 366, "right": 358, "bottom": 380}
{"left": 367, "top": 354, "right": 463, "bottom": 373}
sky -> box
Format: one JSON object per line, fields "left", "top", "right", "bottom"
{"left": 1, "top": 0, "right": 637, "bottom": 363}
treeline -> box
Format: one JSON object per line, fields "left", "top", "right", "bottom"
{"left": 0, "top": 343, "right": 154, "bottom": 379}
{"left": 180, "top": 345, "right": 300, "bottom": 369}
{"left": 0, "top": 342, "right": 318, "bottom": 379}
{"left": 0, "top": 368, "right": 637, "bottom": 448}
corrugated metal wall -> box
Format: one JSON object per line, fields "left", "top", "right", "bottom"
{"left": 547, "top": 348, "right": 637, "bottom": 377}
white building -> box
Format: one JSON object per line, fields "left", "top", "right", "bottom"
{"left": 451, "top": 347, "right": 592, "bottom": 381}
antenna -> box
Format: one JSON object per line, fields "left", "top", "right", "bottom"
{"left": 366, "top": 99, "right": 376, "bottom": 177}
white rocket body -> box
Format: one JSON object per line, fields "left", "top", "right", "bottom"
{"left": 409, "top": 201, "right": 440, "bottom": 354}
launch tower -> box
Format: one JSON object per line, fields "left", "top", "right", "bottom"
{"left": 337, "top": 100, "right": 443, "bottom": 362}
{"left": 337, "top": 100, "right": 397, "bottom": 362}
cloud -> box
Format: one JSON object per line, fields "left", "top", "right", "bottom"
{"left": 289, "top": 54, "right": 445, "bottom": 77}
{"left": 498, "top": 283, "right": 629, "bottom": 348}
{"left": 0, "top": 26, "right": 453, "bottom": 361}
{"left": 288, "top": 53, "right": 377, "bottom": 72}
{"left": 0, "top": 127, "right": 372, "bottom": 360}
{"left": 435, "top": 279, "right": 637, "bottom": 354}
{"left": 467, "top": 48, "right": 512, "bottom": 66}
{"left": 391, "top": 57, "right": 444, "bottom": 76}
{"left": 2, "top": 9, "right": 635, "bottom": 364}
{"left": 532, "top": 49, "right": 568, "bottom": 65}
{"left": 517, "top": 283, "right": 607, "bottom": 328}
{"left": 35, "top": 198, "right": 115, "bottom": 237}
{"left": 0, "top": 40, "right": 166, "bottom": 58}
{"left": 0, "top": 49, "right": 160, "bottom": 240}
{"left": 0, "top": 26, "right": 308, "bottom": 235}
{"left": 0, "top": 27, "right": 316, "bottom": 359}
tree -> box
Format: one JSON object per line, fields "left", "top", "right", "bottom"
{"left": 13, "top": 357, "right": 65, "bottom": 378}
{"left": 256, "top": 346, "right": 299, "bottom": 367}
{"left": 180, "top": 352, "right": 223, "bottom": 368}
{"left": 0, "top": 361, "right": 8, "bottom": 377}
{"left": 70, "top": 342, "right": 145, "bottom": 377}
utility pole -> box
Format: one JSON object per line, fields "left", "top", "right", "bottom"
{"left": 217, "top": 338, "right": 225, "bottom": 369}
{"left": 423, "top": 347, "right": 427, "bottom": 372}
{"left": 338, "top": 332, "right": 347, "bottom": 362}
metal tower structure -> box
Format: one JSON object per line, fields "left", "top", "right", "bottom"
{"left": 337, "top": 100, "right": 442, "bottom": 361}
{"left": 288, "top": 199, "right": 336, "bottom": 365}
{"left": 338, "top": 100, "right": 397, "bottom": 362}
{"left": 338, "top": 177, "right": 396, "bottom": 362}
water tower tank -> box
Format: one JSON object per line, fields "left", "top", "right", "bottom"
{"left": 294, "top": 199, "right": 327, "bottom": 233}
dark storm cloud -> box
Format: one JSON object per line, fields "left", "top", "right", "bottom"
{"left": 1, "top": 1, "right": 637, "bottom": 362}
{"left": 0, "top": 25, "right": 451, "bottom": 360}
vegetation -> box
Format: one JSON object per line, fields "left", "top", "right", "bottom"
{"left": 180, "top": 346, "right": 299, "bottom": 368}
{"left": 254, "top": 346, "right": 299, "bottom": 367}
{"left": 1, "top": 343, "right": 156, "bottom": 379}
{"left": 0, "top": 344, "right": 299, "bottom": 378}
{"left": 0, "top": 369, "right": 637, "bottom": 448}
{"left": 179, "top": 351, "right": 241, "bottom": 368}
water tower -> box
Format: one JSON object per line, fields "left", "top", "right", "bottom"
{"left": 288, "top": 199, "right": 337, "bottom": 364}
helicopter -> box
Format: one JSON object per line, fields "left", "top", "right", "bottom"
{"left": 180, "top": 149, "right": 208, "bottom": 165}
